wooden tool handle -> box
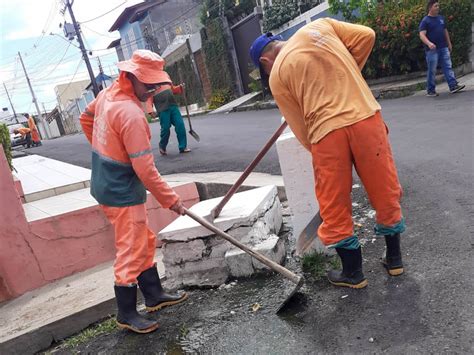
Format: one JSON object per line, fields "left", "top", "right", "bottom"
{"left": 210, "top": 120, "right": 288, "bottom": 219}
{"left": 182, "top": 88, "right": 193, "bottom": 129}
{"left": 184, "top": 208, "right": 301, "bottom": 285}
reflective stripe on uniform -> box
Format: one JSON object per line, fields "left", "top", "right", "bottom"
{"left": 129, "top": 149, "right": 152, "bottom": 159}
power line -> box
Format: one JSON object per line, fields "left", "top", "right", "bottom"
{"left": 18, "top": 51, "right": 50, "bottom": 138}
{"left": 32, "top": 42, "right": 73, "bottom": 81}
{"left": 90, "top": 2, "right": 204, "bottom": 54}
{"left": 82, "top": 24, "right": 117, "bottom": 39}
{"left": 0, "top": 51, "right": 82, "bottom": 78}
{"left": 24, "top": 39, "right": 70, "bottom": 70}
{"left": 52, "top": 58, "right": 84, "bottom": 100}
{"left": 18, "top": 0, "right": 60, "bottom": 58}
{"left": 63, "top": 0, "right": 100, "bottom": 96}
{"left": 2, "top": 51, "right": 116, "bottom": 87}
{"left": 9, "top": 57, "right": 20, "bottom": 100}
{"left": 80, "top": 1, "right": 128, "bottom": 24}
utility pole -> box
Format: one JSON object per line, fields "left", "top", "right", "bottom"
{"left": 64, "top": 0, "right": 99, "bottom": 96}
{"left": 3, "top": 82, "right": 18, "bottom": 123}
{"left": 42, "top": 103, "right": 48, "bottom": 118}
{"left": 18, "top": 51, "right": 50, "bottom": 139}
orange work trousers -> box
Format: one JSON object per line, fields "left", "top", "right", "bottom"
{"left": 311, "top": 112, "right": 403, "bottom": 246}
{"left": 102, "top": 203, "right": 156, "bottom": 285}
{"left": 31, "top": 128, "right": 41, "bottom": 143}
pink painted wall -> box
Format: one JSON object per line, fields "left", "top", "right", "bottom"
{"left": 27, "top": 185, "right": 199, "bottom": 283}
{"left": 0, "top": 147, "right": 44, "bottom": 300}
{"left": 0, "top": 146, "right": 200, "bottom": 302}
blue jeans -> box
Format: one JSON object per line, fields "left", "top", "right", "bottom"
{"left": 425, "top": 47, "right": 457, "bottom": 93}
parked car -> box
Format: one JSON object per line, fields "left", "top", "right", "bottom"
{"left": 8, "top": 123, "right": 28, "bottom": 148}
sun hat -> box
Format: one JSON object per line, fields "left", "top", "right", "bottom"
{"left": 249, "top": 33, "right": 283, "bottom": 88}
{"left": 116, "top": 50, "right": 171, "bottom": 84}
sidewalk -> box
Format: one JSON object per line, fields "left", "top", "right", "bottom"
{"left": 226, "top": 66, "right": 474, "bottom": 113}
{"left": 0, "top": 171, "right": 284, "bottom": 355}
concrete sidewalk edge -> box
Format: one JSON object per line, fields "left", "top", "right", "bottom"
{"left": 0, "top": 299, "right": 116, "bottom": 354}
{"left": 231, "top": 63, "right": 473, "bottom": 113}
{"left": 0, "top": 175, "right": 285, "bottom": 355}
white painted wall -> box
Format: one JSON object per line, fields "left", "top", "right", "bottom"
{"left": 47, "top": 120, "right": 61, "bottom": 138}
{"left": 276, "top": 127, "right": 325, "bottom": 253}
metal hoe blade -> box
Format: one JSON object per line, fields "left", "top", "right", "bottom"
{"left": 189, "top": 128, "right": 200, "bottom": 142}
{"left": 295, "top": 212, "right": 323, "bottom": 257}
{"left": 275, "top": 276, "right": 304, "bottom": 314}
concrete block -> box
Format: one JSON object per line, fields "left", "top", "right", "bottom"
{"left": 159, "top": 185, "right": 279, "bottom": 242}
{"left": 161, "top": 186, "right": 286, "bottom": 287}
{"left": 263, "top": 196, "right": 283, "bottom": 235}
{"left": 276, "top": 129, "right": 325, "bottom": 253}
{"left": 225, "top": 235, "right": 286, "bottom": 277}
{"left": 252, "top": 235, "right": 286, "bottom": 271}
{"left": 165, "top": 257, "right": 229, "bottom": 289}
{"left": 225, "top": 248, "right": 254, "bottom": 277}
{"left": 162, "top": 239, "right": 206, "bottom": 266}
{"left": 209, "top": 239, "right": 232, "bottom": 259}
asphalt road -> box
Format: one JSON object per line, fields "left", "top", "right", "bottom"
{"left": 24, "top": 109, "right": 284, "bottom": 175}
{"left": 40, "top": 89, "right": 473, "bottom": 354}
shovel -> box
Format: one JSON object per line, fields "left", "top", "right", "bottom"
{"left": 183, "top": 88, "right": 200, "bottom": 142}
{"left": 295, "top": 212, "right": 323, "bottom": 256}
{"left": 209, "top": 121, "right": 288, "bottom": 220}
{"left": 184, "top": 207, "right": 304, "bottom": 313}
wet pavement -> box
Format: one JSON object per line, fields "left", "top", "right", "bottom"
{"left": 44, "top": 178, "right": 474, "bottom": 354}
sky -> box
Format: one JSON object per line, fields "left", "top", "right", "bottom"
{"left": 0, "top": 0, "right": 143, "bottom": 114}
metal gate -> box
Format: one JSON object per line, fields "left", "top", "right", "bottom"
{"left": 231, "top": 12, "right": 262, "bottom": 94}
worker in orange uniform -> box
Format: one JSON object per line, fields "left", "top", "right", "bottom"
{"left": 80, "top": 50, "right": 188, "bottom": 334}
{"left": 13, "top": 127, "right": 32, "bottom": 148}
{"left": 250, "top": 18, "right": 406, "bottom": 289}
{"left": 24, "top": 113, "right": 41, "bottom": 146}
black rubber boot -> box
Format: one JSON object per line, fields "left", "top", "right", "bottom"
{"left": 114, "top": 285, "right": 159, "bottom": 333}
{"left": 138, "top": 264, "right": 188, "bottom": 312}
{"left": 327, "top": 247, "right": 368, "bottom": 289}
{"left": 382, "top": 233, "right": 404, "bottom": 276}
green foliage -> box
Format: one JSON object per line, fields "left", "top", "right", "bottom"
{"left": 199, "top": 1, "right": 257, "bottom": 101}
{"left": 302, "top": 251, "right": 341, "bottom": 279}
{"left": 208, "top": 88, "right": 234, "bottom": 109}
{"left": 166, "top": 55, "right": 205, "bottom": 106}
{"left": 201, "top": 18, "right": 236, "bottom": 102}
{"left": 263, "top": 0, "right": 323, "bottom": 32}
{"left": 328, "top": 0, "right": 374, "bottom": 22}
{"left": 0, "top": 123, "right": 13, "bottom": 171}
{"left": 200, "top": 0, "right": 256, "bottom": 25}
{"left": 145, "top": 113, "right": 154, "bottom": 123}
{"left": 248, "top": 79, "right": 261, "bottom": 93}
{"left": 329, "top": 0, "right": 472, "bottom": 79}
{"left": 61, "top": 316, "right": 117, "bottom": 349}
{"left": 179, "top": 323, "right": 190, "bottom": 338}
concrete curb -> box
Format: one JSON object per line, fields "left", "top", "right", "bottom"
{"left": 0, "top": 178, "right": 286, "bottom": 355}
{"left": 0, "top": 299, "right": 116, "bottom": 354}
{"left": 229, "top": 62, "right": 473, "bottom": 111}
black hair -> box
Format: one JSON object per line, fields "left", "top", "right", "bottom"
{"left": 427, "top": 0, "right": 439, "bottom": 13}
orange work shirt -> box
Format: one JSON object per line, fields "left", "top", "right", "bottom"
{"left": 269, "top": 18, "right": 381, "bottom": 150}
{"left": 80, "top": 73, "right": 179, "bottom": 208}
